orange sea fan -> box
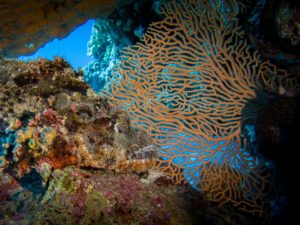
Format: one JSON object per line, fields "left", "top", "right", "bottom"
{"left": 101, "top": 0, "right": 295, "bottom": 216}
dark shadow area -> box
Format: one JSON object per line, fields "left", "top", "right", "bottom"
{"left": 17, "top": 169, "right": 45, "bottom": 197}
{"left": 256, "top": 94, "right": 300, "bottom": 225}
{"left": 242, "top": 89, "right": 300, "bottom": 224}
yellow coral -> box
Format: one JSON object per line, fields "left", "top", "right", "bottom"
{"left": 28, "top": 138, "right": 39, "bottom": 150}
{"left": 16, "top": 127, "right": 35, "bottom": 144}
{"left": 115, "top": 159, "right": 156, "bottom": 173}
{"left": 8, "top": 118, "right": 22, "bottom": 130}
{"left": 41, "top": 128, "right": 57, "bottom": 145}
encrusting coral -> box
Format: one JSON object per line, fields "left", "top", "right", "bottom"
{"left": 0, "top": 56, "right": 158, "bottom": 178}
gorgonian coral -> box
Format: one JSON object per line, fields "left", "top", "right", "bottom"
{"left": 101, "top": 0, "right": 296, "bottom": 216}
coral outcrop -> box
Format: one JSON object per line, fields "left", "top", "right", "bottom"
{"left": 0, "top": 56, "right": 156, "bottom": 177}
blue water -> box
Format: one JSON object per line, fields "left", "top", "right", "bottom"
{"left": 18, "top": 19, "right": 94, "bottom": 70}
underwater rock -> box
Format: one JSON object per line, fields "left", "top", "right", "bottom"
{"left": 0, "top": 166, "right": 257, "bottom": 225}
{"left": 0, "top": 57, "right": 156, "bottom": 178}
{"left": 0, "top": 0, "right": 133, "bottom": 57}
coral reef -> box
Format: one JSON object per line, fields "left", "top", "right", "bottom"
{"left": 0, "top": 0, "right": 133, "bottom": 57}
{"left": 83, "top": 18, "right": 130, "bottom": 92}
{"left": 83, "top": 0, "right": 163, "bottom": 92}
{"left": 100, "top": 0, "right": 298, "bottom": 217}
{"left": 0, "top": 56, "right": 265, "bottom": 225}
{"left": 1, "top": 166, "right": 262, "bottom": 225}
{"left": 0, "top": 57, "right": 156, "bottom": 177}
{"left": 0, "top": 0, "right": 298, "bottom": 224}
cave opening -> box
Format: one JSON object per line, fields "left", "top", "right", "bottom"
{"left": 18, "top": 19, "right": 94, "bottom": 71}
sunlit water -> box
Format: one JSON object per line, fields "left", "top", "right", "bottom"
{"left": 18, "top": 19, "right": 94, "bottom": 70}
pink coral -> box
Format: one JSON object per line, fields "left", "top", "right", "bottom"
{"left": 41, "top": 108, "right": 65, "bottom": 127}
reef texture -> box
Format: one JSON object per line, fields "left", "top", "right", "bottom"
{"left": 0, "top": 56, "right": 158, "bottom": 177}
{"left": 0, "top": 56, "right": 264, "bottom": 225}
{"left": 0, "top": 0, "right": 133, "bottom": 57}
{"left": 101, "top": 0, "right": 299, "bottom": 218}
{"left": 0, "top": 167, "right": 263, "bottom": 225}
{"left": 83, "top": 0, "right": 163, "bottom": 92}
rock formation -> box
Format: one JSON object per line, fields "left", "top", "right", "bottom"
{"left": 0, "top": 0, "right": 132, "bottom": 57}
